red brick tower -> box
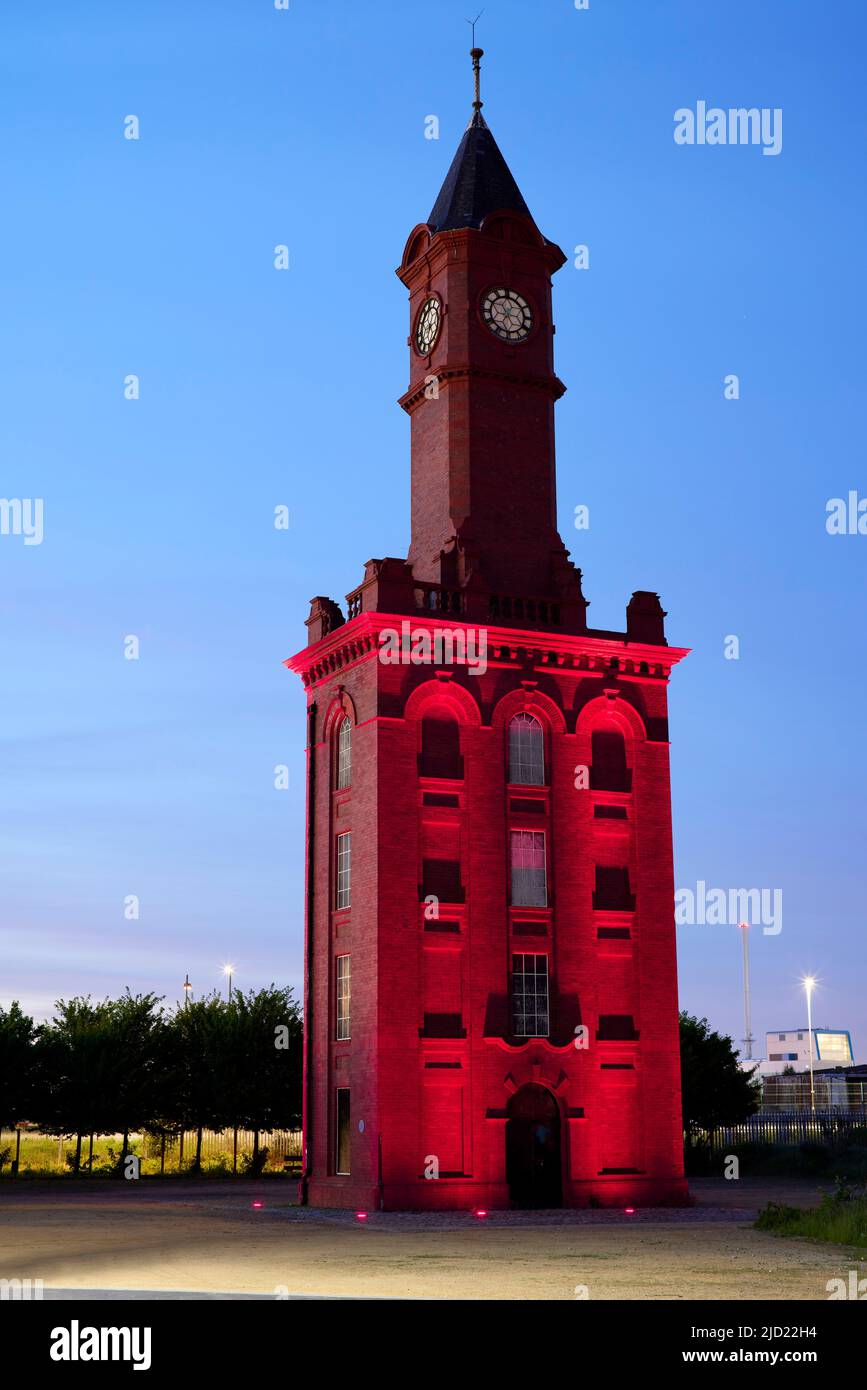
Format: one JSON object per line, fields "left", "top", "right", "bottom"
{"left": 286, "top": 52, "right": 689, "bottom": 1210}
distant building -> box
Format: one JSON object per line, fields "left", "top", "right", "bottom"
{"left": 758, "top": 1027, "right": 854, "bottom": 1077}
{"left": 760, "top": 1062, "right": 867, "bottom": 1113}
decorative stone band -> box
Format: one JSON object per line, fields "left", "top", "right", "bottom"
{"left": 398, "top": 362, "right": 567, "bottom": 415}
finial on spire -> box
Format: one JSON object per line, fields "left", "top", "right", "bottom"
{"left": 470, "top": 45, "right": 484, "bottom": 111}
{"left": 466, "top": 11, "right": 485, "bottom": 111}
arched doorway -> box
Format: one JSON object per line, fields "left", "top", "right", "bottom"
{"left": 506, "top": 1084, "right": 562, "bottom": 1208}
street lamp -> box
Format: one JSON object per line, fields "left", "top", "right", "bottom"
{"left": 738, "top": 922, "right": 754, "bottom": 1061}
{"left": 802, "top": 976, "right": 817, "bottom": 1114}
{"left": 222, "top": 963, "right": 235, "bottom": 1001}
{"left": 182, "top": 973, "right": 192, "bottom": 1007}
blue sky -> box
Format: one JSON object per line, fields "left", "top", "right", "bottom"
{"left": 1, "top": 0, "right": 864, "bottom": 1058}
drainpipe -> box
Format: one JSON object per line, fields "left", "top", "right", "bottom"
{"left": 300, "top": 698, "right": 317, "bottom": 1205}
{"left": 378, "top": 1132, "right": 384, "bottom": 1211}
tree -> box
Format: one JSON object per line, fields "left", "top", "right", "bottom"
{"left": 679, "top": 1012, "right": 760, "bottom": 1148}
{"left": 102, "top": 992, "right": 166, "bottom": 1169}
{"left": 167, "top": 993, "right": 228, "bottom": 1171}
{"left": 232, "top": 986, "right": 302, "bottom": 1173}
{"left": 0, "top": 1002, "right": 38, "bottom": 1171}
{"left": 33, "top": 997, "right": 115, "bottom": 1173}
{"left": 34, "top": 992, "right": 165, "bottom": 1174}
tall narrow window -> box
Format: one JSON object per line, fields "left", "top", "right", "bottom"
{"left": 335, "top": 1088, "right": 351, "bottom": 1174}
{"left": 512, "top": 954, "right": 549, "bottom": 1037}
{"left": 336, "top": 832, "right": 351, "bottom": 910}
{"left": 336, "top": 955, "right": 351, "bottom": 1040}
{"left": 510, "top": 830, "right": 547, "bottom": 907}
{"left": 336, "top": 717, "right": 352, "bottom": 790}
{"left": 420, "top": 713, "right": 463, "bottom": 779}
{"left": 509, "top": 713, "right": 544, "bottom": 785}
{"left": 590, "top": 730, "right": 630, "bottom": 792}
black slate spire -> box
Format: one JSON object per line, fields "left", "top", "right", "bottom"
{"left": 427, "top": 110, "right": 534, "bottom": 234}
{"left": 428, "top": 48, "right": 535, "bottom": 234}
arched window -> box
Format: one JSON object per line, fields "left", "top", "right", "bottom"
{"left": 509, "top": 713, "right": 545, "bottom": 786}
{"left": 336, "top": 717, "right": 352, "bottom": 790}
{"left": 590, "top": 730, "right": 630, "bottom": 792}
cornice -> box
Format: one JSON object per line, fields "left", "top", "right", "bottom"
{"left": 285, "top": 612, "right": 689, "bottom": 690}
{"left": 399, "top": 362, "right": 566, "bottom": 414}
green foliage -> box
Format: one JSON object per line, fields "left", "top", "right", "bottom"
{"left": 32, "top": 992, "right": 165, "bottom": 1170}
{"left": 103, "top": 992, "right": 166, "bottom": 1142}
{"left": 33, "top": 997, "right": 116, "bottom": 1149}
{"left": 242, "top": 1145, "right": 270, "bottom": 1176}
{"left": 685, "top": 1132, "right": 867, "bottom": 1180}
{"left": 165, "top": 993, "right": 229, "bottom": 1148}
{"left": 0, "top": 1001, "right": 38, "bottom": 1130}
{"left": 679, "top": 1011, "right": 760, "bottom": 1142}
{"left": 2, "top": 986, "right": 303, "bottom": 1177}
{"left": 756, "top": 1191, "right": 867, "bottom": 1248}
{"left": 231, "top": 986, "right": 302, "bottom": 1134}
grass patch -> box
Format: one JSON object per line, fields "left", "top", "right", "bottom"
{"left": 756, "top": 1187, "right": 867, "bottom": 1249}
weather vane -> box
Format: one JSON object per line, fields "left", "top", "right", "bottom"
{"left": 466, "top": 9, "right": 484, "bottom": 47}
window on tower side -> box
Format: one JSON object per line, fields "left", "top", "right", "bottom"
{"left": 512, "top": 954, "right": 549, "bottom": 1037}
{"left": 593, "top": 865, "right": 634, "bottom": 911}
{"left": 510, "top": 830, "right": 547, "bottom": 907}
{"left": 419, "top": 713, "right": 463, "bottom": 779}
{"left": 336, "top": 717, "right": 352, "bottom": 790}
{"left": 590, "top": 730, "right": 631, "bottom": 792}
{"left": 335, "top": 1088, "right": 350, "bottom": 1175}
{"left": 509, "top": 713, "right": 545, "bottom": 785}
{"left": 336, "top": 833, "right": 351, "bottom": 910}
{"left": 336, "top": 955, "right": 350, "bottom": 1041}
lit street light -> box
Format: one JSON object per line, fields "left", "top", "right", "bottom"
{"left": 222, "top": 963, "right": 235, "bottom": 1001}
{"left": 182, "top": 973, "right": 192, "bottom": 1007}
{"left": 802, "top": 975, "right": 817, "bottom": 1113}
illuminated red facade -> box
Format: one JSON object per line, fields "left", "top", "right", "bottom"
{"left": 287, "top": 64, "right": 688, "bottom": 1209}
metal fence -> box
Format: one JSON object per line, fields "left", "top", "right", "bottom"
{"left": 143, "top": 1128, "right": 303, "bottom": 1170}
{"left": 757, "top": 1073, "right": 867, "bottom": 1113}
{"left": 697, "top": 1110, "right": 867, "bottom": 1153}
{"left": 1, "top": 1128, "right": 304, "bottom": 1175}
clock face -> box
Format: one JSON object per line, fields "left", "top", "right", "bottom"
{"left": 414, "top": 296, "right": 441, "bottom": 355}
{"left": 481, "top": 287, "right": 534, "bottom": 342}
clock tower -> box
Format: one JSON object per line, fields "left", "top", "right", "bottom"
{"left": 287, "top": 51, "right": 689, "bottom": 1211}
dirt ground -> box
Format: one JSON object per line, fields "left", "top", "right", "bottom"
{"left": 0, "top": 1177, "right": 862, "bottom": 1300}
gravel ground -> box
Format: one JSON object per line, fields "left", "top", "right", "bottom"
{"left": 0, "top": 1176, "right": 859, "bottom": 1300}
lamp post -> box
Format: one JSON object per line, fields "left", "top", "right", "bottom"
{"left": 222, "top": 963, "right": 235, "bottom": 1002}
{"left": 182, "top": 973, "right": 192, "bottom": 1007}
{"left": 802, "top": 976, "right": 816, "bottom": 1114}
{"left": 738, "top": 922, "right": 754, "bottom": 1061}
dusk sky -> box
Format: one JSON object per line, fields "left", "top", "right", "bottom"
{"left": 1, "top": 0, "right": 864, "bottom": 1058}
